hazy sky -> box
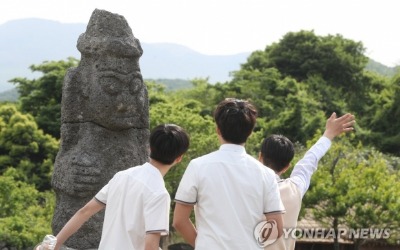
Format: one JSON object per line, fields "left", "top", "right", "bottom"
{"left": 1, "top": 0, "right": 399, "bottom": 66}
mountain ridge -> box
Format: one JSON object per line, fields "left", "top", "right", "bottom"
{"left": 0, "top": 18, "right": 249, "bottom": 92}
{"left": 1, "top": 18, "right": 397, "bottom": 93}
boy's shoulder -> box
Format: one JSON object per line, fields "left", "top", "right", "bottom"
{"left": 190, "top": 150, "right": 220, "bottom": 163}
{"left": 114, "top": 163, "right": 145, "bottom": 176}
{"left": 258, "top": 163, "right": 278, "bottom": 181}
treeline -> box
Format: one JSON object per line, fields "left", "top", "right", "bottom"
{"left": 1, "top": 30, "right": 399, "bottom": 249}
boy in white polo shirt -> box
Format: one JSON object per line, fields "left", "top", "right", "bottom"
{"left": 49, "top": 124, "right": 190, "bottom": 250}
{"left": 259, "top": 112, "right": 355, "bottom": 250}
{"left": 173, "top": 98, "right": 285, "bottom": 250}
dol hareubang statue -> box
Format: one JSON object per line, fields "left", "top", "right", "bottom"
{"left": 51, "top": 9, "right": 149, "bottom": 249}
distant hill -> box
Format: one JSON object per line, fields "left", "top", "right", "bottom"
{"left": 145, "top": 78, "right": 193, "bottom": 91}
{"left": 0, "top": 88, "right": 18, "bottom": 102}
{"left": 0, "top": 79, "right": 192, "bottom": 103}
{"left": 1, "top": 18, "right": 397, "bottom": 94}
{"left": 0, "top": 19, "right": 85, "bottom": 92}
{"left": 366, "top": 59, "right": 399, "bottom": 77}
{"left": 0, "top": 18, "right": 249, "bottom": 92}
{"left": 141, "top": 43, "right": 248, "bottom": 84}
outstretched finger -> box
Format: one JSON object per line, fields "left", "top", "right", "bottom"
{"left": 340, "top": 115, "right": 355, "bottom": 124}
{"left": 343, "top": 127, "right": 354, "bottom": 132}
{"left": 343, "top": 120, "right": 356, "bottom": 128}
{"left": 336, "top": 113, "right": 352, "bottom": 122}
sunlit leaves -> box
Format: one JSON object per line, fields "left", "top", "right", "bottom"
{"left": 10, "top": 57, "right": 79, "bottom": 138}
{"left": 303, "top": 136, "right": 400, "bottom": 244}
{"left": 0, "top": 168, "right": 55, "bottom": 249}
{"left": 0, "top": 104, "right": 59, "bottom": 190}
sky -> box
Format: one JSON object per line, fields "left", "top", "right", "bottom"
{"left": 1, "top": 0, "right": 399, "bottom": 66}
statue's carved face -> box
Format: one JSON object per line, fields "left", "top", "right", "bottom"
{"left": 89, "top": 55, "right": 147, "bottom": 130}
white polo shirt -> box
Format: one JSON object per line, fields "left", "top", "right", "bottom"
{"left": 175, "top": 144, "right": 285, "bottom": 250}
{"left": 95, "top": 162, "right": 170, "bottom": 250}
{"left": 266, "top": 136, "right": 331, "bottom": 250}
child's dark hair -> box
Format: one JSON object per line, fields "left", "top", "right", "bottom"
{"left": 150, "top": 124, "right": 190, "bottom": 165}
{"left": 213, "top": 98, "right": 257, "bottom": 144}
{"left": 260, "top": 135, "right": 295, "bottom": 173}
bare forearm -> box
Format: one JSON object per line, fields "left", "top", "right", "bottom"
{"left": 55, "top": 199, "right": 104, "bottom": 250}
{"left": 265, "top": 213, "right": 284, "bottom": 238}
{"left": 144, "top": 244, "right": 160, "bottom": 250}
{"left": 54, "top": 209, "right": 91, "bottom": 249}
{"left": 144, "top": 233, "right": 161, "bottom": 250}
{"left": 174, "top": 219, "right": 197, "bottom": 247}
{"left": 173, "top": 203, "right": 196, "bottom": 247}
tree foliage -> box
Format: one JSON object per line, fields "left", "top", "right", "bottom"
{"left": 368, "top": 72, "right": 400, "bottom": 154}
{"left": 0, "top": 104, "right": 59, "bottom": 191}
{"left": 0, "top": 168, "right": 55, "bottom": 249}
{"left": 232, "top": 30, "right": 398, "bottom": 155}
{"left": 242, "top": 30, "right": 368, "bottom": 90}
{"left": 303, "top": 134, "right": 400, "bottom": 247}
{"left": 225, "top": 67, "right": 327, "bottom": 144}
{"left": 10, "top": 57, "right": 79, "bottom": 138}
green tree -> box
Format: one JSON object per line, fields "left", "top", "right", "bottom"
{"left": 237, "top": 31, "right": 374, "bottom": 116}
{"left": 228, "top": 67, "right": 327, "bottom": 144}
{"left": 303, "top": 134, "right": 400, "bottom": 249}
{"left": 369, "top": 72, "right": 400, "bottom": 155}
{"left": 174, "top": 78, "right": 226, "bottom": 117}
{"left": 231, "top": 30, "right": 396, "bottom": 154}
{"left": 242, "top": 30, "right": 368, "bottom": 90}
{"left": 0, "top": 104, "right": 59, "bottom": 191}
{"left": 0, "top": 168, "right": 55, "bottom": 249}
{"left": 10, "top": 57, "right": 79, "bottom": 138}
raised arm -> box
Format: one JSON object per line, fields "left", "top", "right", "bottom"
{"left": 290, "top": 112, "right": 355, "bottom": 196}
{"left": 53, "top": 198, "right": 105, "bottom": 250}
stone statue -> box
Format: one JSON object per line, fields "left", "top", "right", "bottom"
{"left": 51, "top": 9, "right": 149, "bottom": 249}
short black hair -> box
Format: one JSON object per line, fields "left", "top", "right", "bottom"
{"left": 149, "top": 124, "right": 190, "bottom": 165}
{"left": 260, "top": 134, "right": 294, "bottom": 173}
{"left": 213, "top": 98, "right": 257, "bottom": 144}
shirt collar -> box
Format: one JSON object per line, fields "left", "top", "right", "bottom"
{"left": 219, "top": 143, "right": 246, "bottom": 153}
{"left": 144, "top": 162, "right": 164, "bottom": 178}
